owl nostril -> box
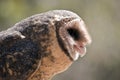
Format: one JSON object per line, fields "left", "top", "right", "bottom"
{"left": 67, "top": 28, "right": 80, "bottom": 41}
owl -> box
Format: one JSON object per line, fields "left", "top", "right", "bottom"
{"left": 0, "top": 10, "right": 91, "bottom": 80}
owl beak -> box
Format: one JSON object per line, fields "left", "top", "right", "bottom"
{"left": 73, "top": 44, "right": 86, "bottom": 58}
{"left": 67, "top": 36, "right": 87, "bottom": 61}
{"left": 69, "top": 42, "right": 87, "bottom": 61}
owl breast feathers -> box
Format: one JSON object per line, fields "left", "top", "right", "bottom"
{"left": 0, "top": 10, "right": 91, "bottom": 80}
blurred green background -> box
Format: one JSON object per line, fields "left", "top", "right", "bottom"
{"left": 0, "top": 0, "right": 120, "bottom": 80}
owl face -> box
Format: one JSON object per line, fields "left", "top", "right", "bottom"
{"left": 58, "top": 18, "right": 91, "bottom": 61}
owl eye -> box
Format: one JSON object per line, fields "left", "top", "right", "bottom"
{"left": 67, "top": 28, "right": 80, "bottom": 41}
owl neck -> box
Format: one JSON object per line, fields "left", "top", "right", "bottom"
{"left": 28, "top": 38, "right": 73, "bottom": 80}
{"left": 28, "top": 57, "right": 54, "bottom": 80}
{"left": 28, "top": 54, "right": 72, "bottom": 80}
